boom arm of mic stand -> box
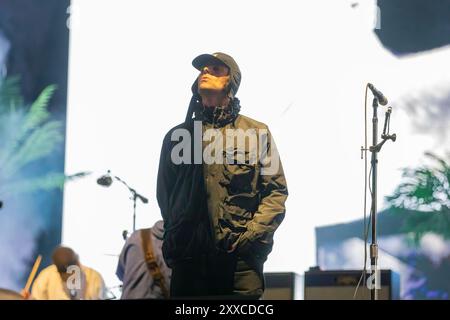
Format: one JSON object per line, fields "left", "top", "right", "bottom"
{"left": 111, "top": 174, "right": 148, "bottom": 235}
{"left": 113, "top": 176, "right": 148, "bottom": 204}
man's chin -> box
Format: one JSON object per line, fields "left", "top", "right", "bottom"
{"left": 198, "top": 86, "right": 225, "bottom": 95}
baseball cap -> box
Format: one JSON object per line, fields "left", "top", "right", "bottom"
{"left": 192, "top": 52, "right": 241, "bottom": 98}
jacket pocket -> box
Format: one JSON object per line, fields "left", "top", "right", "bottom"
{"left": 226, "top": 201, "right": 253, "bottom": 221}
{"left": 221, "top": 149, "right": 256, "bottom": 195}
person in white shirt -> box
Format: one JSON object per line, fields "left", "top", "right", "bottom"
{"left": 29, "top": 246, "right": 105, "bottom": 300}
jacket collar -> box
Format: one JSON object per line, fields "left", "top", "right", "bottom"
{"left": 194, "top": 97, "right": 241, "bottom": 128}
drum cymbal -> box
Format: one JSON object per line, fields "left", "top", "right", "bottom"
{"left": 0, "top": 288, "right": 24, "bottom": 300}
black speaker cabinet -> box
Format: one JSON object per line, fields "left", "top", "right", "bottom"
{"left": 304, "top": 269, "right": 400, "bottom": 300}
{"left": 262, "top": 272, "right": 303, "bottom": 300}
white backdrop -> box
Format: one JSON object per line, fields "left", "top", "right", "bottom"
{"left": 63, "top": 0, "right": 450, "bottom": 291}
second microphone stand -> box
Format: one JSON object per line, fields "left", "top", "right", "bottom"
{"left": 110, "top": 173, "right": 148, "bottom": 239}
{"left": 365, "top": 98, "right": 396, "bottom": 300}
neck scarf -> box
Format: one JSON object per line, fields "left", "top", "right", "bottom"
{"left": 194, "top": 97, "right": 241, "bottom": 127}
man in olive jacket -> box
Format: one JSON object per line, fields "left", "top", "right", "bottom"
{"left": 157, "top": 52, "right": 288, "bottom": 298}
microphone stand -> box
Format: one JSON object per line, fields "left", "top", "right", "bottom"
{"left": 367, "top": 100, "right": 396, "bottom": 300}
{"left": 110, "top": 174, "right": 148, "bottom": 240}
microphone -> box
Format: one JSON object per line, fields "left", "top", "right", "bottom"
{"left": 136, "top": 194, "right": 149, "bottom": 204}
{"left": 381, "top": 107, "right": 397, "bottom": 142}
{"left": 97, "top": 171, "right": 113, "bottom": 187}
{"left": 368, "top": 83, "right": 388, "bottom": 106}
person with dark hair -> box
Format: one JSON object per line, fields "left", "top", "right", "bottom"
{"left": 28, "top": 246, "right": 105, "bottom": 300}
{"left": 157, "top": 52, "right": 288, "bottom": 298}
